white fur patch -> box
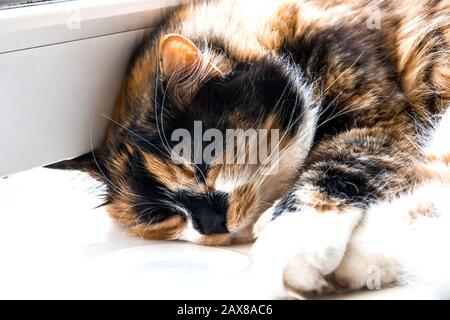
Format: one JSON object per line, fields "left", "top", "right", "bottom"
{"left": 334, "top": 108, "right": 450, "bottom": 295}
{"left": 335, "top": 181, "right": 450, "bottom": 295}
{"left": 424, "top": 110, "right": 450, "bottom": 158}
{"left": 251, "top": 205, "right": 363, "bottom": 297}
{"left": 179, "top": 221, "right": 202, "bottom": 243}
{"left": 214, "top": 174, "right": 247, "bottom": 193}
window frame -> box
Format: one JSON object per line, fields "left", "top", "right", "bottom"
{"left": 0, "top": 0, "right": 181, "bottom": 53}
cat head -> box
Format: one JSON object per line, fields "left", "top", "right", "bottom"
{"left": 56, "top": 33, "right": 318, "bottom": 245}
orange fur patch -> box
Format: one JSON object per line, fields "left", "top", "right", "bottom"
{"left": 198, "top": 233, "right": 232, "bottom": 246}
{"left": 226, "top": 184, "right": 257, "bottom": 229}
{"left": 142, "top": 153, "right": 203, "bottom": 192}
{"left": 107, "top": 203, "right": 186, "bottom": 240}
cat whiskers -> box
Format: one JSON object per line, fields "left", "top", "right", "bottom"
{"left": 308, "top": 51, "right": 364, "bottom": 119}
{"left": 101, "top": 114, "right": 170, "bottom": 159}
{"left": 154, "top": 66, "right": 213, "bottom": 197}
{"left": 246, "top": 85, "right": 311, "bottom": 194}
{"left": 90, "top": 114, "right": 141, "bottom": 198}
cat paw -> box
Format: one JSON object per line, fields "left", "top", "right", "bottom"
{"left": 251, "top": 209, "right": 335, "bottom": 299}
{"left": 251, "top": 204, "right": 359, "bottom": 298}
{"left": 282, "top": 256, "right": 334, "bottom": 298}
{"left": 252, "top": 200, "right": 279, "bottom": 238}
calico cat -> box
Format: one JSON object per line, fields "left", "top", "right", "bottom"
{"left": 53, "top": 0, "right": 450, "bottom": 297}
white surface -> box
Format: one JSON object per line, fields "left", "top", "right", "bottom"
{"left": 0, "top": 167, "right": 438, "bottom": 299}
{"left": 0, "top": 167, "right": 260, "bottom": 299}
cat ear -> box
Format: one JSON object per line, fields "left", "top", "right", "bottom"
{"left": 159, "top": 34, "right": 200, "bottom": 78}
{"left": 45, "top": 151, "right": 106, "bottom": 182}
{"left": 159, "top": 34, "right": 222, "bottom": 103}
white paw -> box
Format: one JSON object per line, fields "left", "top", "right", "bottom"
{"left": 252, "top": 200, "right": 279, "bottom": 238}
{"left": 283, "top": 257, "right": 332, "bottom": 297}
{"left": 251, "top": 205, "right": 362, "bottom": 298}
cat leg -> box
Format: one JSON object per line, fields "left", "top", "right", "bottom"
{"left": 251, "top": 127, "right": 416, "bottom": 298}
{"left": 252, "top": 202, "right": 362, "bottom": 298}
{"left": 336, "top": 109, "right": 450, "bottom": 292}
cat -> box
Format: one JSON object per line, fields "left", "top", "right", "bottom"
{"left": 52, "top": 0, "right": 450, "bottom": 298}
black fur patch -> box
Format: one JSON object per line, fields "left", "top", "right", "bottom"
{"left": 314, "top": 166, "right": 379, "bottom": 206}
{"left": 272, "top": 190, "right": 299, "bottom": 220}
{"left": 176, "top": 191, "right": 229, "bottom": 235}
{"left": 127, "top": 55, "right": 309, "bottom": 171}
{"left": 124, "top": 151, "right": 180, "bottom": 223}
{"left": 45, "top": 151, "right": 107, "bottom": 182}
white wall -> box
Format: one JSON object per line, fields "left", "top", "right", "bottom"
{"left": 0, "top": 0, "right": 180, "bottom": 176}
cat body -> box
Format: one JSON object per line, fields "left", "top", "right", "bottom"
{"left": 56, "top": 0, "right": 450, "bottom": 297}
{"left": 252, "top": 108, "right": 450, "bottom": 297}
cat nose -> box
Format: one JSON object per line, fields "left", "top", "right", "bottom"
{"left": 179, "top": 192, "right": 229, "bottom": 235}
{"left": 192, "top": 206, "right": 228, "bottom": 235}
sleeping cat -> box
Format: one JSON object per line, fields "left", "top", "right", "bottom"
{"left": 53, "top": 0, "right": 450, "bottom": 298}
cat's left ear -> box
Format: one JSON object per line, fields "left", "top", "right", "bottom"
{"left": 45, "top": 151, "right": 106, "bottom": 182}
{"left": 159, "top": 34, "right": 222, "bottom": 103}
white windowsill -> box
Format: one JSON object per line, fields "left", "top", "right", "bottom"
{"left": 0, "top": 0, "right": 181, "bottom": 53}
